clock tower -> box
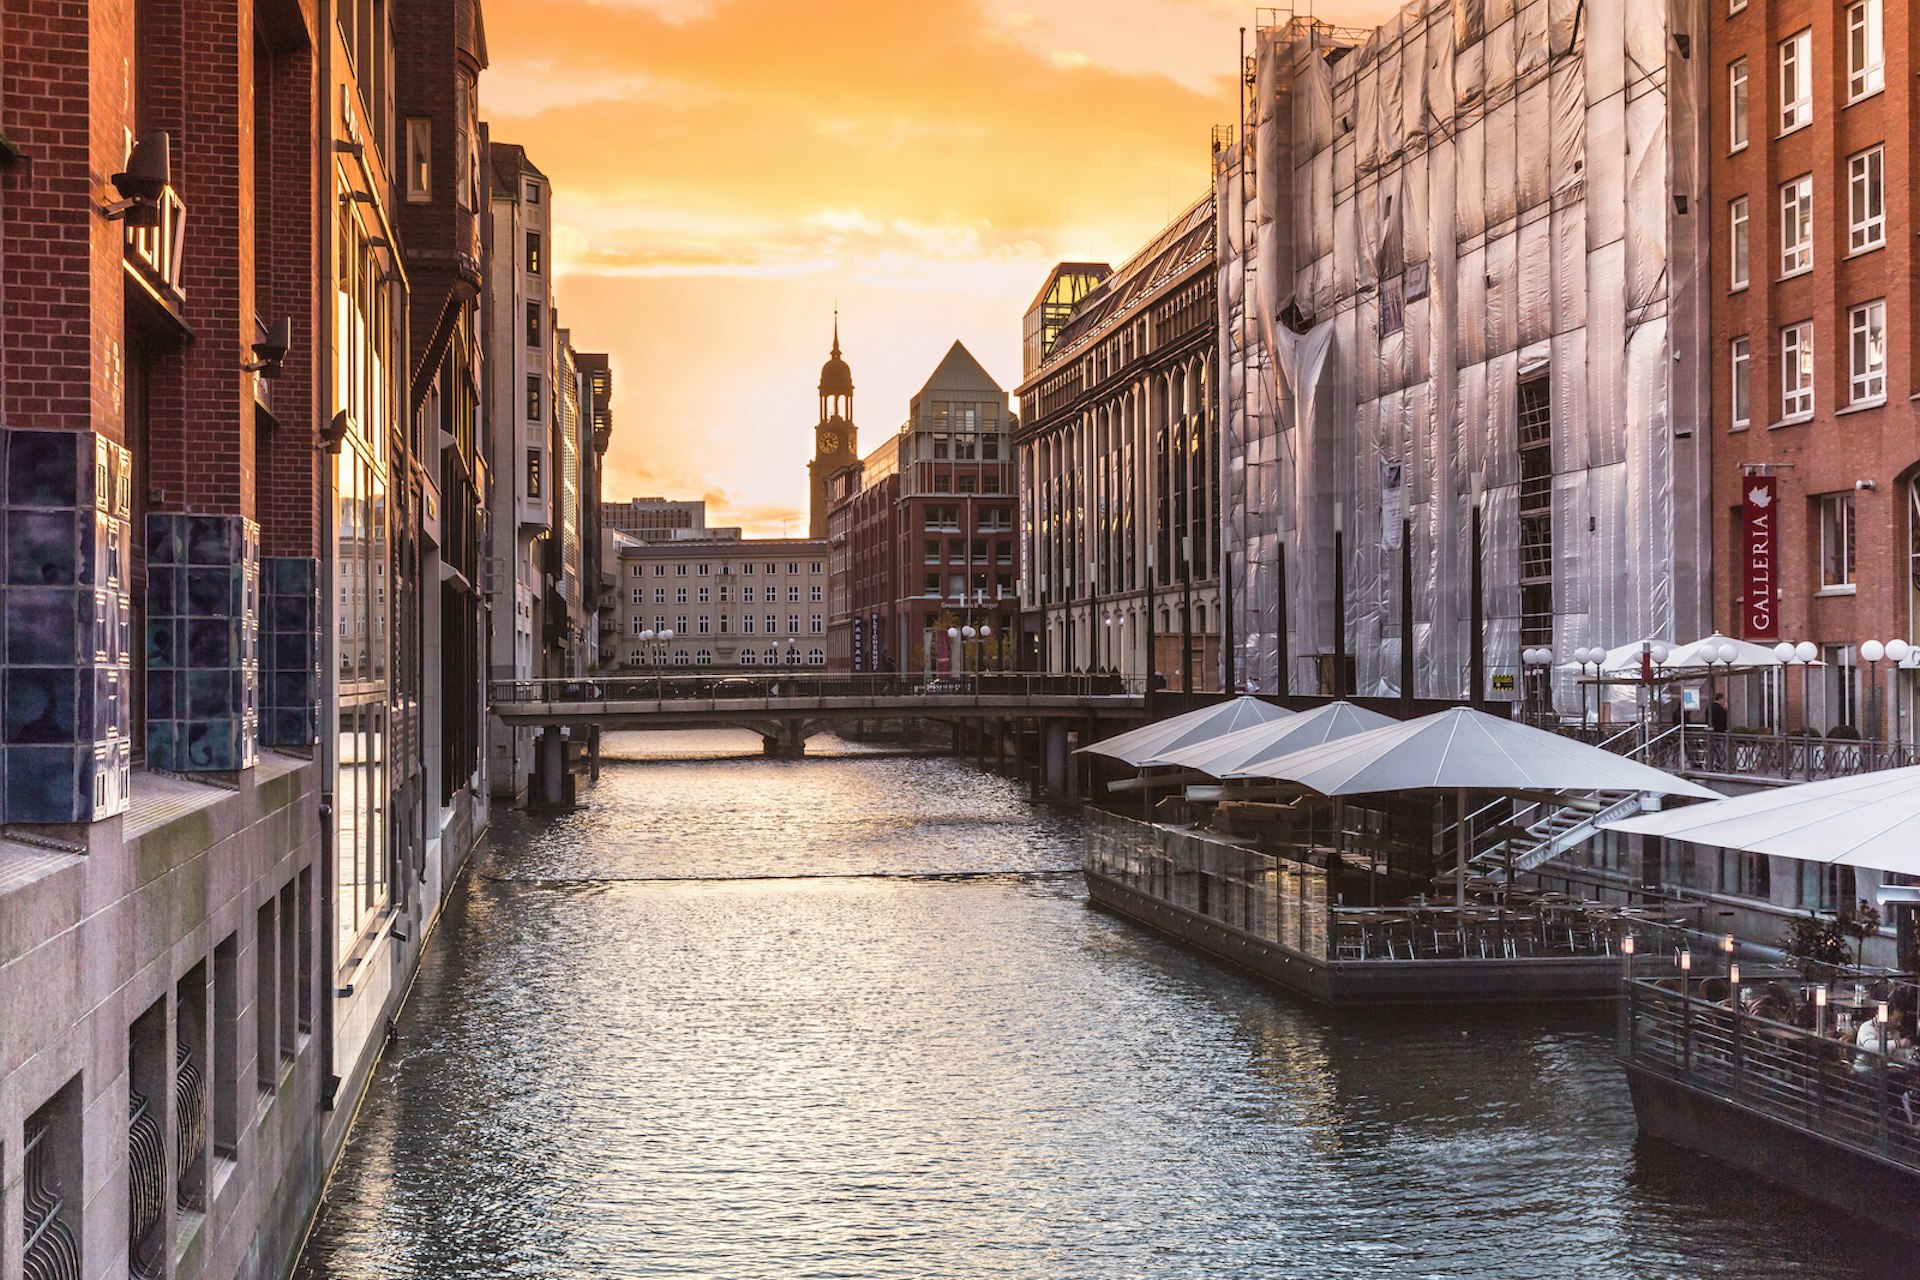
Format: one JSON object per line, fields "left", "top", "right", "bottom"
{"left": 809, "top": 314, "right": 856, "bottom": 538}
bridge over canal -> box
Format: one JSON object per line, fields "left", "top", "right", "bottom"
{"left": 490, "top": 674, "right": 1149, "bottom": 805}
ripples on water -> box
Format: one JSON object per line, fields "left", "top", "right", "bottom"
{"left": 297, "top": 730, "right": 1906, "bottom": 1280}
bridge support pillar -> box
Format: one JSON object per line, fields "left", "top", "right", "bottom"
{"left": 1043, "top": 719, "right": 1071, "bottom": 801}
{"left": 761, "top": 720, "right": 806, "bottom": 759}
{"left": 588, "top": 725, "right": 602, "bottom": 783}
{"left": 528, "top": 728, "right": 575, "bottom": 811}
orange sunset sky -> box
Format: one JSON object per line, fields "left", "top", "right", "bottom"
{"left": 483, "top": 0, "right": 1397, "bottom": 535}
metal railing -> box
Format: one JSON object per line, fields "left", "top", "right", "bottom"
{"left": 491, "top": 672, "right": 1147, "bottom": 705}
{"left": 24, "top": 1119, "right": 79, "bottom": 1280}
{"left": 1622, "top": 973, "right": 1920, "bottom": 1171}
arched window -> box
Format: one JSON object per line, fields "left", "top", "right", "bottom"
{"left": 695, "top": 649, "right": 713, "bottom": 665}
{"left": 739, "top": 650, "right": 757, "bottom": 665}
{"left": 765, "top": 646, "right": 781, "bottom": 663}
{"left": 807, "top": 647, "right": 826, "bottom": 666}
{"left": 673, "top": 649, "right": 690, "bottom": 665}
{"left": 1195, "top": 604, "right": 1207, "bottom": 631}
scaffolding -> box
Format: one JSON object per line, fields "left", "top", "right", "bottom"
{"left": 1219, "top": 0, "right": 1711, "bottom": 706}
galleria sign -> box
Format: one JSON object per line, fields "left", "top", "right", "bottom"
{"left": 1742, "top": 476, "right": 1778, "bottom": 641}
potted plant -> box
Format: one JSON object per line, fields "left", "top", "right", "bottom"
{"left": 1782, "top": 910, "right": 1851, "bottom": 982}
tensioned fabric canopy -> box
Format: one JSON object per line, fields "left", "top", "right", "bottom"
{"left": 1242, "top": 706, "right": 1721, "bottom": 799}
{"left": 1074, "top": 695, "right": 1293, "bottom": 769}
{"left": 1145, "top": 701, "right": 1397, "bottom": 778}
{"left": 1662, "top": 632, "right": 1786, "bottom": 671}
{"left": 1605, "top": 766, "right": 1920, "bottom": 874}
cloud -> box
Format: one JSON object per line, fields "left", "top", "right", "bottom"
{"left": 480, "top": 0, "right": 1396, "bottom": 533}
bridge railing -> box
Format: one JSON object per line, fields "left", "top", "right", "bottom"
{"left": 489, "top": 672, "right": 1148, "bottom": 705}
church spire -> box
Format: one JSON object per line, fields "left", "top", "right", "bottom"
{"left": 831, "top": 308, "right": 841, "bottom": 360}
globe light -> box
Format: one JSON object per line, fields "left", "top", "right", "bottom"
{"left": 947, "top": 626, "right": 960, "bottom": 640}
{"left": 1888, "top": 639, "right": 1913, "bottom": 664}
{"left": 1795, "top": 641, "right": 1817, "bottom": 663}
{"left": 980, "top": 624, "right": 993, "bottom": 639}
{"left": 1861, "top": 639, "right": 1886, "bottom": 663}
{"left": 640, "top": 629, "right": 654, "bottom": 641}
{"left": 1715, "top": 641, "right": 1738, "bottom": 664}
{"left": 962, "top": 625, "right": 977, "bottom": 639}
{"left": 1773, "top": 641, "right": 1795, "bottom": 661}
{"left": 1650, "top": 642, "right": 1670, "bottom": 664}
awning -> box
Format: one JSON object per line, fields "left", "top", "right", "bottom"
{"left": 1146, "top": 701, "right": 1397, "bottom": 778}
{"left": 1075, "top": 695, "right": 1293, "bottom": 768}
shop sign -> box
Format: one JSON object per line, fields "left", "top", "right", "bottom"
{"left": 1742, "top": 475, "right": 1778, "bottom": 640}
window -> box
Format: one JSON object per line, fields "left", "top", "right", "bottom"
{"left": 1779, "top": 176, "right": 1812, "bottom": 276}
{"left": 810, "top": 613, "right": 824, "bottom": 634}
{"left": 1729, "top": 197, "right": 1749, "bottom": 290}
{"left": 1728, "top": 60, "right": 1748, "bottom": 151}
{"left": 526, "top": 375, "right": 541, "bottom": 421}
{"left": 695, "top": 649, "right": 712, "bottom": 666}
{"left": 740, "top": 649, "right": 757, "bottom": 664}
{"left": 526, "top": 231, "right": 542, "bottom": 274}
{"left": 675, "top": 564, "right": 688, "bottom": 576}
{"left": 654, "top": 565, "right": 666, "bottom": 576}
{"left": 1848, "top": 0, "right": 1884, "bottom": 101}
{"left": 808, "top": 648, "right": 825, "bottom": 666}
{"left": 719, "top": 616, "right": 730, "bottom": 634}
{"left": 1729, "top": 0, "right": 1745, "bottom": 12}
{"left": 788, "top": 613, "right": 801, "bottom": 633}
{"left": 787, "top": 585, "right": 800, "bottom": 603}
{"left": 810, "top": 585, "right": 823, "bottom": 602}
{"left": 1849, "top": 147, "right": 1884, "bottom": 253}
{"left": 1821, "top": 493, "right": 1856, "bottom": 588}
{"left": 673, "top": 649, "right": 690, "bottom": 666}
{"left": 766, "top": 615, "right": 777, "bottom": 634}
{"left": 1779, "top": 29, "right": 1811, "bottom": 133}
{"left": 404, "top": 118, "right": 431, "bottom": 201}
{"left": 630, "top": 616, "right": 643, "bottom": 633}
{"left": 788, "top": 563, "right": 800, "bottom": 574}
{"left": 653, "top": 587, "right": 665, "bottom": 604}
{"left": 743, "top": 563, "right": 755, "bottom": 575}
{"left": 1781, "top": 322, "right": 1814, "bottom": 419}
{"left": 526, "top": 181, "right": 541, "bottom": 204}
{"left": 1849, "top": 300, "right": 1886, "bottom": 404}
{"left": 698, "top": 586, "right": 710, "bottom": 603}
{"left": 743, "top": 615, "right": 756, "bottom": 634}
{"left": 697, "top": 563, "right": 711, "bottom": 576}
{"left": 675, "top": 586, "right": 687, "bottom": 603}
{"left": 765, "top": 563, "right": 777, "bottom": 574}
{"left": 698, "top": 615, "right": 711, "bottom": 634}
{"left": 743, "top": 585, "right": 756, "bottom": 602}
{"left": 1730, "top": 337, "right": 1751, "bottom": 428}
{"left": 526, "top": 449, "right": 541, "bottom": 498}
{"left": 809, "top": 561, "right": 822, "bottom": 574}
{"left": 526, "top": 301, "right": 541, "bottom": 348}
{"left": 718, "top": 585, "right": 731, "bottom": 603}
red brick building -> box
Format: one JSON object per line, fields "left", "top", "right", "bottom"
{"left": 1712, "top": 0, "right": 1918, "bottom": 736}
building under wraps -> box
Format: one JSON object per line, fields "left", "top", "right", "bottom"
{"left": 1218, "top": 0, "right": 1712, "bottom": 706}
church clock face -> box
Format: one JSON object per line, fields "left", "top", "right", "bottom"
{"left": 820, "top": 431, "right": 839, "bottom": 454}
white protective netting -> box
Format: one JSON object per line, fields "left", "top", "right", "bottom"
{"left": 1219, "top": 0, "right": 1710, "bottom": 709}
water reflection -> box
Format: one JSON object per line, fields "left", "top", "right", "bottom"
{"left": 297, "top": 730, "right": 1906, "bottom": 1279}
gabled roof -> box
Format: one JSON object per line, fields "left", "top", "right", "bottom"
{"left": 914, "top": 340, "right": 1003, "bottom": 401}
{"left": 1025, "top": 261, "right": 1111, "bottom": 315}
{"left": 489, "top": 141, "right": 546, "bottom": 194}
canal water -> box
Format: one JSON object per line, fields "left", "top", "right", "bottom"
{"left": 296, "top": 731, "right": 1907, "bottom": 1279}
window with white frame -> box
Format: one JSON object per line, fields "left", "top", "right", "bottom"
{"left": 1781, "top": 322, "right": 1814, "bottom": 419}
{"left": 1731, "top": 336, "right": 1751, "bottom": 428}
{"left": 1848, "top": 147, "right": 1884, "bottom": 253}
{"left": 1730, "top": 196, "right": 1750, "bottom": 289}
{"left": 1849, "top": 300, "right": 1886, "bottom": 404}
{"left": 1729, "top": 59, "right": 1748, "bottom": 151}
{"left": 1821, "top": 492, "right": 1856, "bottom": 589}
{"left": 1779, "top": 176, "right": 1812, "bottom": 276}
{"left": 1848, "top": 0, "right": 1884, "bottom": 101}
{"left": 787, "top": 613, "right": 801, "bottom": 633}
{"left": 653, "top": 587, "right": 665, "bottom": 603}
{"left": 1729, "top": 0, "right": 1745, "bottom": 12}
{"left": 1779, "top": 29, "right": 1812, "bottom": 133}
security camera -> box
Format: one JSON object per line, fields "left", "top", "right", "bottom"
{"left": 242, "top": 317, "right": 293, "bottom": 377}
{"left": 1856, "top": 479, "right": 1878, "bottom": 491}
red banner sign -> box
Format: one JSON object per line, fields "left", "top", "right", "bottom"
{"left": 1742, "top": 475, "right": 1779, "bottom": 640}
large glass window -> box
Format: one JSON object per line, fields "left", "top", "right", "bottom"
{"left": 1779, "top": 29, "right": 1812, "bottom": 133}
{"left": 1781, "top": 322, "right": 1814, "bottom": 419}
{"left": 1848, "top": 0, "right": 1884, "bottom": 101}
{"left": 1849, "top": 147, "right": 1885, "bottom": 253}
{"left": 1849, "top": 300, "right": 1886, "bottom": 404}
{"left": 1779, "top": 175, "right": 1812, "bottom": 276}
{"left": 1728, "top": 59, "right": 1748, "bottom": 151}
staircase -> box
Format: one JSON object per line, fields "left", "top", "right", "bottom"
{"left": 1438, "top": 724, "right": 1682, "bottom": 883}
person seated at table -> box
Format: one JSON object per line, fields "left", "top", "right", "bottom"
{"left": 1855, "top": 1016, "right": 1915, "bottom": 1073}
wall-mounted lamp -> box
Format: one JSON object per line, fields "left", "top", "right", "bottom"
{"left": 241, "top": 317, "right": 293, "bottom": 378}
{"left": 320, "top": 410, "right": 351, "bottom": 454}
{"left": 100, "top": 131, "right": 171, "bottom": 227}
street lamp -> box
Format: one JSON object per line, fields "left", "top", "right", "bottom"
{"left": 1772, "top": 641, "right": 1797, "bottom": 736}
{"left": 1861, "top": 639, "right": 1887, "bottom": 745}
{"left": 1522, "top": 647, "right": 1554, "bottom": 723}
{"left": 1705, "top": 639, "right": 1738, "bottom": 736}
{"left": 1890, "top": 640, "right": 1916, "bottom": 753}
{"left": 1572, "top": 645, "right": 1604, "bottom": 730}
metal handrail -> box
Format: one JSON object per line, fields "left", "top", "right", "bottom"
{"left": 490, "top": 672, "right": 1148, "bottom": 704}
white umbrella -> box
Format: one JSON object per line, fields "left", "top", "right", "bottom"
{"left": 1663, "top": 632, "right": 1786, "bottom": 671}
{"left": 1559, "top": 638, "right": 1674, "bottom": 677}
{"left": 1249, "top": 706, "right": 1721, "bottom": 905}
{"left": 1604, "top": 766, "right": 1920, "bottom": 874}
{"left": 1147, "top": 701, "right": 1398, "bottom": 777}
{"left": 1075, "top": 695, "right": 1294, "bottom": 768}
{"left": 1247, "top": 706, "right": 1722, "bottom": 799}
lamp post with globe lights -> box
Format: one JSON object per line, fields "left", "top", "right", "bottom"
{"left": 1794, "top": 640, "right": 1818, "bottom": 736}
{"left": 1639, "top": 640, "right": 1671, "bottom": 749}
{"left": 1704, "top": 639, "right": 1738, "bottom": 739}
{"left": 1772, "top": 641, "right": 1797, "bottom": 737}
{"left": 1521, "top": 647, "right": 1554, "bottom": 724}
{"left": 1571, "top": 646, "right": 1605, "bottom": 729}
{"left": 1860, "top": 639, "right": 1887, "bottom": 745}
{"left": 1889, "top": 639, "right": 1916, "bottom": 753}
